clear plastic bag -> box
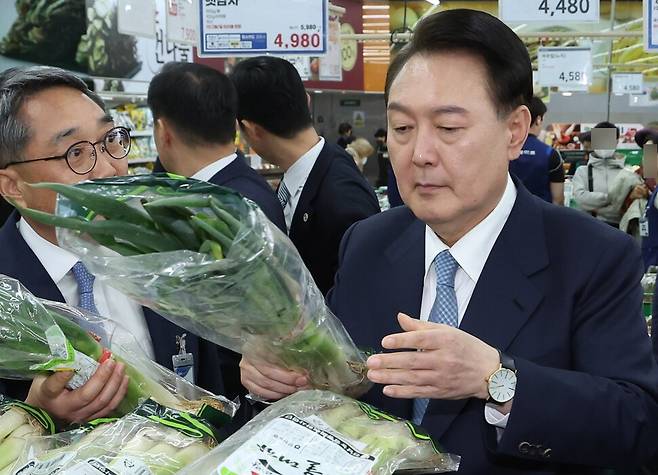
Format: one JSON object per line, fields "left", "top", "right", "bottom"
{"left": 40, "top": 175, "right": 370, "bottom": 397}
{"left": 0, "top": 275, "right": 236, "bottom": 423}
{"left": 13, "top": 399, "right": 219, "bottom": 475}
{"left": 0, "top": 396, "right": 55, "bottom": 474}
{"left": 179, "top": 390, "right": 461, "bottom": 475}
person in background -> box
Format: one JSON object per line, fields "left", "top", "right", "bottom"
{"left": 345, "top": 137, "right": 374, "bottom": 172}
{"left": 336, "top": 122, "right": 354, "bottom": 149}
{"left": 374, "top": 128, "right": 389, "bottom": 188}
{"left": 147, "top": 62, "right": 285, "bottom": 233}
{"left": 573, "top": 121, "right": 648, "bottom": 227}
{"left": 238, "top": 9, "right": 658, "bottom": 474}
{"left": 230, "top": 57, "right": 380, "bottom": 296}
{"left": 508, "top": 96, "right": 564, "bottom": 205}
{"left": 0, "top": 67, "right": 233, "bottom": 423}
{"left": 637, "top": 128, "right": 658, "bottom": 272}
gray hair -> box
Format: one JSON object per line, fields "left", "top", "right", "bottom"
{"left": 0, "top": 66, "right": 106, "bottom": 168}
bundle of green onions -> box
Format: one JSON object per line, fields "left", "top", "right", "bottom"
{"left": 0, "top": 275, "right": 235, "bottom": 422}
{"left": 13, "top": 400, "right": 217, "bottom": 475}
{"left": 0, "top": 396, "right": 55, "bottom": 475}
{"left": 180, "top": 390, "right": 461, "bottom": 475}
{"left": 19, "top": 175, "right": 370, "bottom": 396}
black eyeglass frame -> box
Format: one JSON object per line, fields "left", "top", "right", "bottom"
{"left": 4, "top": 126, "right": 132, "bottom": 175}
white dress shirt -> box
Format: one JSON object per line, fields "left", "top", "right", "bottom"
{"left": 280, "top": 137, "right": 325, "bottom": 231}
{"left": 420, "top": 174, "right": 517, "bottom": 433}
{"left": 191, "top": 153, "right": 238, "bottom": 181}
{"left": 19, "top": 219, "right": 155, "bottom": 359}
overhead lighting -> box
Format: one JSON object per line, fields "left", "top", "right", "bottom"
{"left": 426, "top": 0, "right": 440, "bottom": 5}
{"left": 562, "top": 92, "right": 573, "bottom": 96}
{"left": 363, "top": 5, "right": 389, "bottom": 9}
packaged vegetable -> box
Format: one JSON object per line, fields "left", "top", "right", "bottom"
{"left": 19, "top": 175, "right": 370, "bottom": 397}
{"left": 179, "top": 390, "right": 460, "bottom": 475}
{"left": 0, "top": 275, "right": 236, "bottom": 423}
{"left": 14, "top": 399, "right": 218, "bottom": 475}
{"left": 0, "top": 396, "right": 55, "bottom": 475}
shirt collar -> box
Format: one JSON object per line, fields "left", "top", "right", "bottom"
{"left": 18, "top": 217, "right": 79, "bottom": 284}
{"left": 424, "top": 174, "right": 517, "bottom": 284}
{"left": 191, "top": 152, "right": 238, "bottom": 181}
{"left": 282, "top": 137, "right": 325, "bottom": 196}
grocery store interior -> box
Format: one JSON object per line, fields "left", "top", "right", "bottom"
{"left": 1, "top": 0, "right": 658, "bottom": 474}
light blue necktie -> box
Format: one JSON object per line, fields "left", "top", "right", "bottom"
{"left": 71, "top": 261, "right": 100, "bottom": 315}
{"left": 412, "top": 250, "right": 459, "bottom": 425}
{"left": 277, "top": 180, "right": 291, "bottom": 209}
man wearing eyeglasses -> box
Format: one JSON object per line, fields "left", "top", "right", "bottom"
{"left": 0, "top": 67, "right": 228, "bottom": 424}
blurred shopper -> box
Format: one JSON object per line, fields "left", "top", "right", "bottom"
{"left": 374, "top": 128, "right": 389, "bottom": 187}
{"left": 336, "top": 122, "right": 354, "bottom": 149}
{"left": 509, "top": 96, "right": 564, "bottom": 205}
{"left": 637, "top": 128, "right": 658, "bottom": 270}
{"left": 345, "top": 137, "right": 374, "bottom": 172}
{"left": 573, "top": 121, "right": 647, "bottom": 227}
{"left": 230, "top": 57, "right": 380, "bottom": 295}
{"left": 147, "top": 62, "right": 285, "bottom": 233}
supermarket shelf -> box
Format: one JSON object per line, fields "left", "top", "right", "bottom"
{"left": 128, "top": 157, "right": 158, "bottom": 165}
{"left": 131, "top": 130, "right": 153, "bottom": 137}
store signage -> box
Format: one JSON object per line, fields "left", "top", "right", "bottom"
{"left": 500, "top": 0, "right": 599, "bottom": 23}
{"left": 117, "top": 0, "right": 157, "bottom": 38}
{"left": 166, "top": 0, "right": 197, "bottom": 44}
{"left": 644, "top": 0, "right": 658, "bottom": 52}
{"left": 340, "top": 99, "right": 361, "bottom": 107}
{"left": 612, "top": 73, "right": 644, "bottom": 95}
{"left": 538, "top": 47, "right": 592, "bottom": 90}
{"left": 198, "top": 0, "right": 328, "bottom": 57}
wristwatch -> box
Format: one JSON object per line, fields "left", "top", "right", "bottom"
{"left": 487, "top": 349, "right": 517, "bottom": 404}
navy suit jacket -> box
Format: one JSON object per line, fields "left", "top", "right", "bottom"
{"left": 289, "top": 142, "right": 380, "bottom": 295}
{"left": 0, "top": 212, "right": 239, "bottom": 401}
{"left": 153, "top": 153, "right": 286, "bottom": 233}
{"left": 328, "top": 181, "right": 658, "bottom": 474}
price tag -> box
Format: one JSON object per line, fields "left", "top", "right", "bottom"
{"left": 644, "top": 0, "right": 658, "bottom": 52}
{"left": 500, "top": 0, "right": 599, "bottom": 22}
{"left": 612, "top": 73, "right": 644, "bottom": 95}
{"left": 166, "top": 0, "right": 197, "bottom": 45}
{"left": 538, "top": 47, "right": 592, "bottom": 90}
{"left": 198, "top": 0, "right": 327, "bottom": 57}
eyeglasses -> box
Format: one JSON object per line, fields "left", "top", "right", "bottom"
{"left": 5, "top": 126, "right": 132, "bottom": 175}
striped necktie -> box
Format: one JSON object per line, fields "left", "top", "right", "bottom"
{"left": 277, "top": 180, "right": 291, "bottom": 209}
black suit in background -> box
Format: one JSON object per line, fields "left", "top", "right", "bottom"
{"left": 289, "top": 142, "right": 380, "bottom": 295}
{"left": 153, "top": 153, "right": 285, "bottom": 233}
{"left": 0, "top": 212, "right": 236, "bottom": 402}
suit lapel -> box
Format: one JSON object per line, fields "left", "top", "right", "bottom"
{"left": 424, "top": 182, "right": 549, "bottom": 439}
{"left": 289, "top": 142, "right": 334, "bottom": 238}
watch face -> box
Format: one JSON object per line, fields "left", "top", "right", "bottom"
{"left": 488, "top": 368, "right": 517, "bottom": 403}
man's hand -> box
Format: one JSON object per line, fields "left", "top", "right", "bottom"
{"left": 239, "top": 357, "right": 309, "bottom": 401}
{"left": 629, "top": 184, "right": 650, "bottom": 201}
{"left": 366, "top": 313, "right": 500, "bottom": 400}
{"left": 26, "top": 360, "right": 129, "bottom": 424}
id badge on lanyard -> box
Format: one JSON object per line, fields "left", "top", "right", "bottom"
{"left": 640, "top": 203, "right": 650, "bottom": 238}
{"left": 172, "top": 333, "right": 195, "bottom": 384}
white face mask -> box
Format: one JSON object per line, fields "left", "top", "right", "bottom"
{"left": 595, "top": 149, "right": 615, "bottom": 159}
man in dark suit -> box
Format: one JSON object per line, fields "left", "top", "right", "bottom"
{"left": 0, "top": 67, "right": 233, "bottom": 423}
{"left": 239, "top": 10, "right": 658, "bottom": 473}
{"left": 147, "top": 62, "right": 285, "bottom": 232}
{"left": 229, "top": 56, "right": 380, "bottom": 297}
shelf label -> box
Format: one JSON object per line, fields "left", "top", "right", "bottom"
{"left": 167, "top": 0, "right": 197, "bottom": 45}
{"left": 538, "top": 47, "right": 592, "bottom": 90}
{"left": 612, "top": 73, "right": 644, "bottom": 95}
{"left": 198, "top": 0, "right": 328, "bottom": 57}
{"left": 500, "top": 0, "right": 599, "bottom": 22}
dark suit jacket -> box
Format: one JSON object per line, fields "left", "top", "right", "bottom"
{"left": 328, "top": 181, "right": 658, "bottom": 474}
{"left": 0, "top": 212, "right": 240, "bottom": 401}
{"left": 154, "top": 153, "right": 286, "bottom": 233}
{"left": 289, "top": 142, "right": 380, "bottom": 295}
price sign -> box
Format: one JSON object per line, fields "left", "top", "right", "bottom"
{"left": 198, "top": 0, "right": 327, "bottom": 57}
{"left": 500, "top": 0, "right": 599, "bottom": 23}
{"left": 166, "top": 0, "right": 197, "bottom": 44}
{"left": 538, "top": 47, "right": 592, "bottom": 90}
{"left": 612, "top": 73, "right": 644, "bottom": 95}
{"left": 645, "top": 0, "right": 658, "bottom": 52}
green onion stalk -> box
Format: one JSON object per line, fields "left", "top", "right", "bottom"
{"left": 0, "top": 276, "right": 232, "bottom": 418}
{"left": 17, "top": 175, "right": 371, "bottom": 397}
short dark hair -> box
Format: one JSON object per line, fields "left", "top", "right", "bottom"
{"left": 229, "top": 57, "right": 312, "bottom": 139}
{"left": 529, "top": 96, "right": 547, "bottom": 125}
{"left": 338, "top": 122, "right": 352, "bottom": 135}
{"left": 635, "top": 128, "right": 658, "bottom": 148}
{"left": 0, "top": 66, "right": 105, "bottom": 168}
{"left": 384, "top": 9, "right": 533, "bottom": 117}
{"left": 374, "top": 128, "right": 387, "bottom": 139}
{"left": 147, "top": 62, "right": 237, "bottom": 145}
{"left": 594, "top": 121, "right": 620, "bottom": 140}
